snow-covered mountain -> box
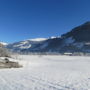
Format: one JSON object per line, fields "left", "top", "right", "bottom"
{"left": 0, "top": 42, "right": 8, "bottom": 46}
{"left": 28, "top": 38, "right": 47, "bottom": 41}
{"left": 6, "top": 38, "right": 48, "bottom": 52}
{"left": 6, "top": 21, "right": 90, "bottom": 53}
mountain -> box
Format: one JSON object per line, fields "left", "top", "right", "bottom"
{"left": 61, "top": 21, "right": 90, "bottom": 42}
{"left": 6, "top": 38, "right": 48, "bottom": 52}
{"left": 0, "top": 42, "right": 8, "bottom": 47}
{"left": 60, "top": 21, "right": 90, "bottom": 53}
{"left": 6, "top": 22, "right": 90, "bottom": 54}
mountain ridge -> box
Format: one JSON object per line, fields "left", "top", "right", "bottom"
{"left": 6, "top": 21, "right": 90, "bottom": 54}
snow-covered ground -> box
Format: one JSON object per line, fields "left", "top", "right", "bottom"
{"left": 0, "top": 55, "right": 90, "bottom": 90}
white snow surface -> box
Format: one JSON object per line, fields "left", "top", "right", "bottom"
{"left": 0, "top": 42, "right": 8, "bottom": 45}
{"left": 0, "top": 55, "right": 90, "bottom": 90}
{"left": 28, "top": 38, "right": 47, "bottom": 41}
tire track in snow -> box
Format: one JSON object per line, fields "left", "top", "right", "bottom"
{"left": 22, "top": 74, "right": 73, "bottom": 90}
{"left": 0, "top": 74, "right": 14, "bottom": 90}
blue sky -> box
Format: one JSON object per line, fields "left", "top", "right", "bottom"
{"left": 0, "top": 0, "right": 90, "bottom": 43}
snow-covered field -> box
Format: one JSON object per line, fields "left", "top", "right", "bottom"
{"left": 0, "top": 55, "right": 90, "bottom": 90}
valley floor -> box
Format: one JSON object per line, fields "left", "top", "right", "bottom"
{"left": 0, "top": 55, "right": 90, "bottom": 90}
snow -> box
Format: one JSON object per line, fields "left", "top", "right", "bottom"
{"left": 28, "top": 38, "right": 47, "bottom": 41}
{"left": 13, "top": 41, "right": 30, "bottom": 47}
{"left": 12, "top": 40, "right": 32, "bottom": 49}
{"left": 0, "top": 55, "right": 90, "bottom": 90}
{"left": 8, "top": 38, "right": 48, "bottom": 50}
{"left": 73, "top": 42, "right": 84, "bottom": 49}
{"left": 19, "top": 45, "right": 31, "bottom": 49}
{"left": 0, "top": 42, "right": 8, "bottom": 45}
{"left": 64, "top": 37, "right": 75, "bottom": 45}
{"left": 50, "top": 36, "right": 57, "bottom": 39}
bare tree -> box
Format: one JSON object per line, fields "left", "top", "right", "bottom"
{"left": 0, "top": 47, "right": 10, "bottom": 57}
